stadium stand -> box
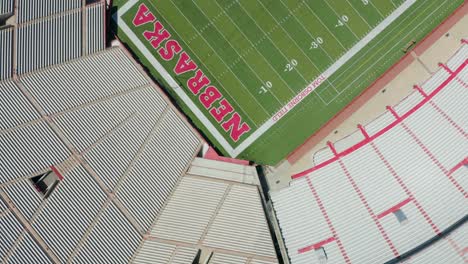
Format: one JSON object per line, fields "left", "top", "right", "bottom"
{"left": 0, "top": 0, "right": 13, "bottom": 15}
{"left": 0, "top": 27, "right": 13, "bottom": 80}
{"left": 271, "top": 43, "right": 468, "bottom": 263}
{"left": 0, "top": 0, "right": 105, "bottom": 79}
{"left": 133, "top": 158, "right": 278, "bottom": 264}
{"left": 0, "top": 36, "right": 205, "bottom": 263}
{"left": 1, "top": 1, "right": 466, "bottom": 263}
{"left": 0, "top": 3, "right": 279, "bottom": 262}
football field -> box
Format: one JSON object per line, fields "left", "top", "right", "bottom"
{"left": 113, "top": 0, "right": 463, "bottom": 164}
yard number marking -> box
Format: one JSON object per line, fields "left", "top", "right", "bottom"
{"left": 310, "top": 37, "right": 324, "bottom": 49}
{"left": 284, "top": 59, "right": 298, "bottom": 72}
{"left": 335, "top": 15, "right": 349, "bottom": 27}
{"left": 259, "top": 81, "right": 273, "bottom": 94}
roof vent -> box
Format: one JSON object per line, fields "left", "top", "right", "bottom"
{"left": 29, "top": 170, "right": 62, "bottom": 199}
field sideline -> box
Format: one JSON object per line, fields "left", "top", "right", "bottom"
{"left": 112, "top": 0, "right": 463, "bottom": 165}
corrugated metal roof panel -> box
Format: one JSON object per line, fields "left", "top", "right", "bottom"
{"left": 33, "top": 165, "right": 106, "bottom": 262}
{"left": 209, "top": 253, "right": 248, "bottom": 264}
{"left": 0, "top": 0, "right": 13, "bottom": 15}
{"left": 0, "top": 211, "right": 23, "bottom": 258}
{"left": 117, "top": 108, "right": 200, "bottom": 232}
{"left": 7, "top": 232, "right": 52, "bottom": 264}
{"left": 150, "top": 176, "right": 228, "bottom": 243}
{"left": 132, "top": 241, "right": 175, "bottom": 264}
{"left": 16, "top": 10, "right": 82, "bottom": 74}
{"left": 54, "top": 86, "right": 168, "bottom": 190}
{"left": 203, "top": 185, "right": 277, "bottom": 259}
{"left": 171, "top": 247, "right": 198, "bottom": 264}
{"left": 0, "top": 27, "right": 13, "bottom": 80}
{"left": 0, "top": 121, "right": 70, "bottom": 184}
{"left": 3, "top": 179, "right": 43, "bottom": 221}
{"left": 0, "top": 197, "right": 6, "bottom": 211}
{"left": 16, "top": 0, "right": 81, "bottom": 23}
{"left": 0, "top": 80, "right": 40, "bottom": 130}
{"left": 85, "top": 3, "right": 105, "bottom": 54}
{"left": 73, "top": 202, "right": 142, "bottom": 263}
{"left": 189, "top": 157, "right": 258, "bottom": 185}
{"left": 20, "top": 48, "right": 148, "bottom": 114}
{"left": 250, "top": 259, "right": 279, "bottom": 264}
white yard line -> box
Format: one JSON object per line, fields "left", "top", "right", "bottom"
{"left": 236, "top": 1, "right": 310, "bottom": 86}
{"left": 212, "top": 0, "right": 297, "bottom": 99}
{"left": 254, "top": 0, "right": 325, "bottom": 77}
{"left": 278, "top": 0, "right": 334, "bottom": 62}
{"left": 330, "top": 0, "right": 438, "bottom": 90}
{"left": 324, "top": 0, "right": 361, "bottom": 41}
{"left": 231, "top": 0, "right": 416, "bottom": 156}
{"left": 165, "top": 0, "right": 272, "bottom": 117}
{"left": 189, "top": 0, "right": 284, "bottom": 107}
{"left": 116, "top": 0, "right": 415, "bottom": 157}
{"left": 302, "top": 2, "right": 348, "bottom": 52}
{"left": 327, "top": 0, "right": 446, "bottom": 103}
{"left": 251, "top": 0, "right": 329, "bottom": 104}
{"left": 369, "top": 0, "right": 385, "bottom": 19}
{"left": 345, "top": 0, "right": 373, "bottom": 29}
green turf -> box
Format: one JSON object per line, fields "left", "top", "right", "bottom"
{"left": 112, "top": 0, "right": 463, "bottom": 165}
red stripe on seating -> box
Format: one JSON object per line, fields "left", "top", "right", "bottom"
{"left": 358, "top": 124, "right": 370, "bottom": 139}
{"left": 337, "top": 160, "right": 399, "bottom": 257}
{"left": 449, "top": 157, "right": 468, "bottom": 175}
{"left": 298, "top": 237, "right": 336, "bottom": 254}
{"left": 386, "top": 106, "right": 399, "bottom": 119}
{"left": 439, "top": 62, "right": 454, "bottom": 74}
{"left": 50, "top": 165, "right": 64, "bottom": 181}
{"left": 463, "top": 247, "right": 468, "bottom": 254}
{"left": 292, "top": 60, "right": 467, "bottom": 180}
{"left": 445, "top": 237, "right": 465, "bottom": 259}
{"left": 377, "top": 198, "right": 412, "bottom": 219}
{"left": 462, "top": 39, "right": 468, "bottom": 45}
{"left": 305, "top": 177, "right": 351, "bottom": 263}
{"left": 401, "top": 123, "right": 467, "bottom": 198}
{"left": 429, "top": 101, "right": 468, "bottom": 139}
{"left": 370, "top": 142, "right": 440, "bottom": 234}
{"left": 327, "top": 141, "right": 338, "bottom": 156}
{"left": 413, "top": 85, "right": 428, "bottom": 98}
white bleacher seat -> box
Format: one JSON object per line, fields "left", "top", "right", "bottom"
{"left": 334, "top": 130, "right": 365, "bottom": 153}
{"left": 273, "top": 44, "right": 467, "bottom": 264}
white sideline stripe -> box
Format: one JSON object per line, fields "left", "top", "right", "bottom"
{"left": 114, "top": 0, "right": 235, "bottom": 155}
{"left": 116, "top": 0, "right": 415, "bottom": 158}
{"left": 232, "top": 0, "right": 416, "bottom": 157}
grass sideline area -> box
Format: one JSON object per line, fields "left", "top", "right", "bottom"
{"left": 112, "top": 0, "right": 463, "bottom": 165}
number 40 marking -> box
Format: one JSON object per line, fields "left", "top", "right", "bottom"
{"left": 335, "top": 15, "right": 349, "bottom": 27}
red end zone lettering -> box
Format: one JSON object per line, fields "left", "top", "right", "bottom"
{"left": 222, "top": 113, "right": 251, "bottom": 142}
{"left": 132, "top": 4, "right": 155, "bottom": 27}
{"left": 158, "top": 40, "right": 182, "bottom": 61}
{"left": 132, "top": 5, "right": 252, "bottom": 143}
